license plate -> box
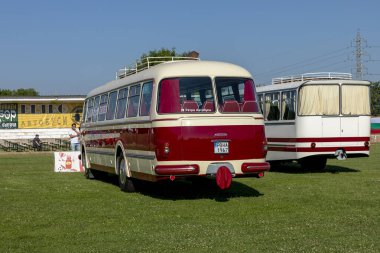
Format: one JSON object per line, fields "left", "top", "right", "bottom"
{"left": 214, "top": 141, "right": 229, "bottom": 154}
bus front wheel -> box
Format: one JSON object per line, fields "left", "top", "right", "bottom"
{"left": 118, "top": 155, "right": 136, "bottom": 192}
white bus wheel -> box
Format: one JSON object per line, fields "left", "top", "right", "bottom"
{"left": 299, "top": 157, "right": 327, "bottom": 171}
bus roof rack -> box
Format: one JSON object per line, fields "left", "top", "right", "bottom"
{"left": 272, "top": 72, "right": 352, "bottom": 85}
{"left": 116, "top": 56, "right": 200, "bottom": 79}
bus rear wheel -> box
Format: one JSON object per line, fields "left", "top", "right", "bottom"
{"left": 118, "top": 155, "right": 136, "bottom": 192}
{"left": 299, "top": 156, "right": 327, "bottom": 171}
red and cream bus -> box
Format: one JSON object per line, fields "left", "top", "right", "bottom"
{"left": 80, "top": 57, "right": 269, "bottom": 191}
{"left": 256, "top": 72, "right": 371, "bottom": 170}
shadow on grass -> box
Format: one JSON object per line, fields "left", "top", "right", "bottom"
{"left": 93, "top": 174, "right": 263, "bottom": 201}
{"left": 270, "top": 162, "right": 360, "bottom": 174}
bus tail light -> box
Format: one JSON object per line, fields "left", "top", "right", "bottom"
{"left": 155, "top": 164, "right": 200, "bottom": 175}
{"left": 311, "top": 142, "right": 316, "bottom": 148}
{"left": 164, "top": 143, "right": 170, "bottom": 155}
{"left": 263, "top": 139, "right": 268, "bottom": 157}
{"left": 364, "top": 141, "right": 369, "bottom": 148}
{"left": 241, "top": 162, "right": 270, "bottom": 173}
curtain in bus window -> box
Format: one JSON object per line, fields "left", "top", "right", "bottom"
{"left": 298, "top": 85, "right": 339, "bottom": 115}
{"left": 243, "top": 80, "right": 255, "bottom": 101}
{"left": 241, "top": 80, "right": 259, "bottom": 112}
{"left": 282, "top": 92, "right": 288, "bottom": 120}
{"left": 342, "top": 85, "right": 370, "bottom": 115}
{"left": 265, "top": 95, "right": 271, "bottom": 120}
{"left": 158, "top": 79, "right": 181, "bottom": 113}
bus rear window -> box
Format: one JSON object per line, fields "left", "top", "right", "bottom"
{"left": 342, "top": 85, "right": 370, "bottom": 115}
{"left": 298, "top": 85, "right": 339, "bottom": 116}
{"left": 158, "top": 77, "right": 214, "bottom": 114}
{"left": 215, "top": 78, "right": 259, "bottom": 113}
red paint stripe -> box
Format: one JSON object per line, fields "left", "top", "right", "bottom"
{"left": 371, "top": 129, "right": 380, "bottom": 134}
{"left": 268, "top": 146, "right": 369, "bottom": 152}
{"left": 267, "top": 137, "right": 370, "bottom": 143}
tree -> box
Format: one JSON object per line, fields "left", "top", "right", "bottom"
{"left": 371, "top": 81, "right": 380, "bottom": 116}
{"left": 0, "top": 88, "right": 39, "bottom": 96}
{"left": 136, "top": 47, "right": 198, "bottom": 70}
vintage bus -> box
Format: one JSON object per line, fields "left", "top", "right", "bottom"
{"left": 256, "top": 72, "right": 371, "bottom": 170}
{"left": 80, "top": 57, "right": 269, "bottom": 191}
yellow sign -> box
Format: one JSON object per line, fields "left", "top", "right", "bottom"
{"left": 18, "top": 113, "right": 82, "bottom": 129}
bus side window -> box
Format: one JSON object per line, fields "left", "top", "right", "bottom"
{"left": 106, "top": 91, "right": 118, "bottom": 120}
{"left": 98, "top": 94, "right": 109, "bottom": 121}
{"left": 140, "top": 81, "right": 153, "bottom": 116}
{"left": 86, "top": 98, "right": 94, "bottom": 122}
{"left": 282, "top": 90, "right": 296, "bottom": 120}
{"left": 127, "top": 84, "right": 141, "bottom": 117}
{"left": 265, "top": 93, "right": 280, "bottom": 121}
{"left": 115, "top": 87, "right": 128, "bottom": 119}
{"left": 92, "top": 96, "right": 100, "bottom": 122}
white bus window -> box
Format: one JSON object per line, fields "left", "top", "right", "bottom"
{"left": 86, "top": 98, "right": 94, "bottom": 122}
{"left": 115, "top": 87, "right": 128, "bottom": 119}
{"left": 265, "top": 93, "right": 280, "bottom": 120}
{"left": 342, "top": 85, "right": 370, "bottom": 115}
{"left": 92, "top": 96, "right": 100, "bottom": 122}
{"left": 158, "top": 77, "right": 214, "bottom": 113}
{"left": 215, "top": 78, "right": 259, "bottom": 113}
{"left": 282, "top": 90, "right": 296, "bottom": 120}
{"left": 106, "top": 91, "right": 118, "bottom": 120}
{"left": 140, "top": 81, "right": 153, "bottom": 116}
{"left": 127, "top": 84, "right": 141, "bottom": 117}
{"left": 298, "top": 85, "right": 339, "bottom": 116}
{"left": 98, "top": 94, "right": 109, "bottom": 121}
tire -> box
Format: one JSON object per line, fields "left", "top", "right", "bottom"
{"left": 118, "top": 155, "right": 136, "bottom": 192}
{"left": 82, "top": 152, "right": 94, "bottom": 179}
{"left": 299, "top": 156, "right": 327, "bottom": 171}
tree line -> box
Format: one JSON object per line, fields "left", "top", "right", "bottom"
{"left": 0, "top": 88, "right": 39, "bottom": 96}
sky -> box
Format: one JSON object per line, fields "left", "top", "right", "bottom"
{"left": 0, "top": 0, "right": 379, "bottom": 95}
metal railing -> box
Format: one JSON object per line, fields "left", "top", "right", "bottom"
{"left": 116, "top": 56, "right": 200, "bottom": 79}
{"left": 272, "top": 72, "right": 352, "bottom": 85}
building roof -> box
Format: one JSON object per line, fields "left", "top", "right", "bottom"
{"left": 0, "top": 95, "right": 85, "bottom": 102}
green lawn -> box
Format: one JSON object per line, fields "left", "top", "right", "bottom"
{"left": 1, "top": 145, "right": 379, "bottom": 253}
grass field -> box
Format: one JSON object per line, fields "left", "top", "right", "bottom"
{"left": 1, "top": 145, "right": 379, "bottom": 253}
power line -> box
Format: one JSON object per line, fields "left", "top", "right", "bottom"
{"left": 254, "top": 47, "right": 350, "bottom": 78}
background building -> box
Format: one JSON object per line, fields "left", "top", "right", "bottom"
{"left": 0, "top": 95, "right": 85, "bottom": 140}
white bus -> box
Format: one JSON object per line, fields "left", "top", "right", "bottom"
{"left": 256, "top": 72, "right": 371, "bottom": 170}
{"left": 80, "top": 57, "right": 269, "bottom": 191}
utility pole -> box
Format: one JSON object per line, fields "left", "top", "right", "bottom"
{"left": 355, "top": 31, "right": 364, "bottom": 80}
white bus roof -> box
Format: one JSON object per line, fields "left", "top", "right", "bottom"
{"left": 86, "top": 61, "right": 252, "bottom": 98}
{"left": 256, "top": 72, "right": 370, "bottom": 93}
